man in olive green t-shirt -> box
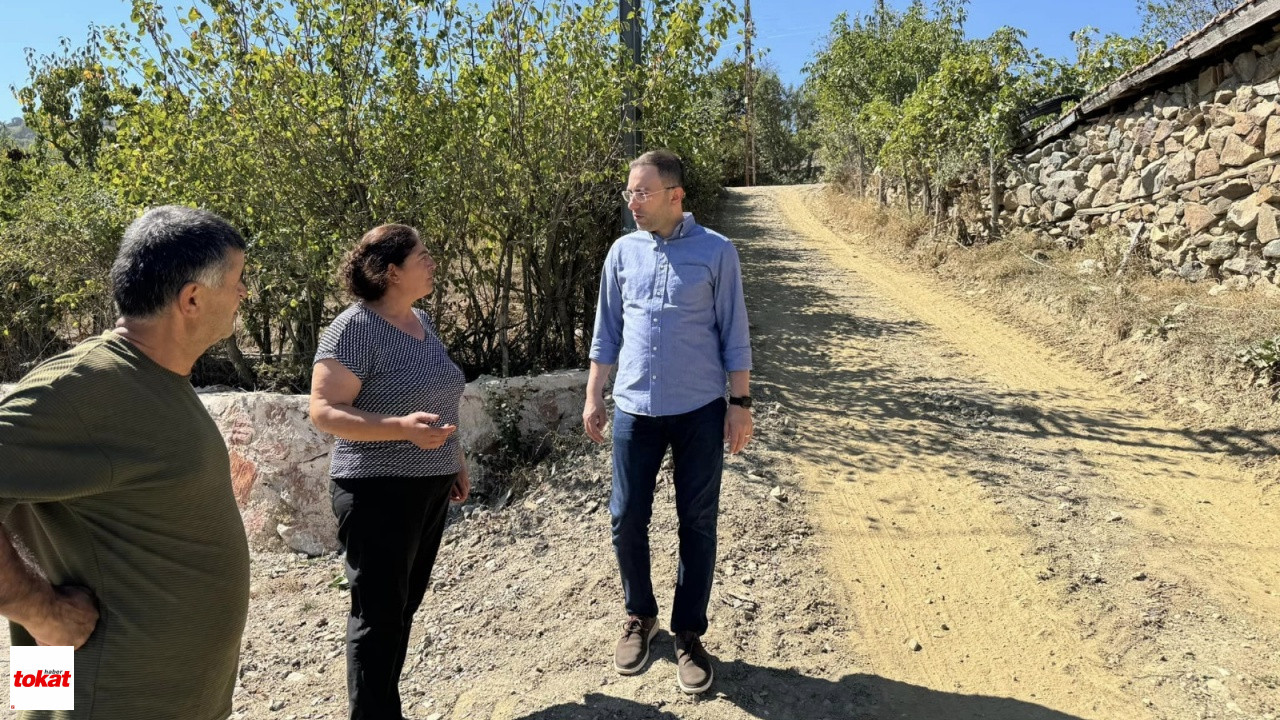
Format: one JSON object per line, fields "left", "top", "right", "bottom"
{"left": 0, "top": 206, "right": 251, "bottom": 720}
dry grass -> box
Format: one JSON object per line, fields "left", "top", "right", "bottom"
{"left": 813, "top": 187, "right": 1280, "bottom": 438}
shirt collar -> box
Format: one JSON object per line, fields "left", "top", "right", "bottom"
{"left": 651, "top": 212, "right": 695, "bottom": 242}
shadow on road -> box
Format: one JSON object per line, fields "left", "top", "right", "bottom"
{"left": 513, "top": 659, "right": 1088, "bottom": 720}
{"left": 714, "top": 188, "right": 1279, "bottom": 487}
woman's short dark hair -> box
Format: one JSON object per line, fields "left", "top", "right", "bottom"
{"left": 111, "top": 205, "right": 246, "bottom": 318}
{"left": 340, "top": 224, "right": 421, "bottom": 301}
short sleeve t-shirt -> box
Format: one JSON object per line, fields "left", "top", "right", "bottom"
{"left": 0, "top": 332, "right": 250, "bottom": 720}
{"left": 314, "top": 303, "right": 466, "bottom": 478}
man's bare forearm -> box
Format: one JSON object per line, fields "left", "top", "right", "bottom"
{"left": 729, "top": 370, "right": 750, "bottom": 398}
{"left": 0, "top": 524, "right": 53, "bottom": 627}
{"left": 587, "top": 361, "right": 615, "bottom": 400}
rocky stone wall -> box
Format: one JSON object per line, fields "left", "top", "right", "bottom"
{"left": 3, "top": 370, "right": 587, "bottom": 555}
{"left": 1002, "top": 35, "right": 1280, "bottom": 287}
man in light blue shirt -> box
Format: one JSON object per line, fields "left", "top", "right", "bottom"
{"left": 583, "top": 149, "right": 753, "bottom": 695}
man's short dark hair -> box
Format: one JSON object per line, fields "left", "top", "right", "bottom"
{"left": 111, "top": 206, "right": 246, "bottom": 318}
{"left": 630, "top": 149, "right": 684, "bottom": 188}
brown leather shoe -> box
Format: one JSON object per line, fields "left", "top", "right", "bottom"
{"left": 613, "top": 615, "right": 658, "bottom": 675}
{"left": 674, "top": 631, "right": 714, "bottom": 694}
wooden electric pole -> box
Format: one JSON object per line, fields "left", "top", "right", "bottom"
{"left": 743, "top": 0, "right": 756, "bottom": 187}
{"left": 621, "top": 0, "right": 642, "bottom": 230}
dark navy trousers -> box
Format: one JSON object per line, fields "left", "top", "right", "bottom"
{"left": 610, "top": 398, "right": 725, "bottom": 635}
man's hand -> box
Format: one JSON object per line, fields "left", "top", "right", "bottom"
{"left": 451, "top": 463, "right": 471, "bottom": 503}
{"left": 2, "top": 525, "right": 99, "bottom": 650}
{"left": 25, "top": 586, "right": 99, "bottom": 649}
{"left": 398, "top": 412, "right": 457, "bottom": 450}
{"left": 583, "top": 396, "right": 608, "bottom": 444}
{"left": 724, "top": 405, "right": 753, "bottom": 454}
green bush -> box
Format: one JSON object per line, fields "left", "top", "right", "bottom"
{"left": 0, "top": 164, "right": 131, "bottom": 378}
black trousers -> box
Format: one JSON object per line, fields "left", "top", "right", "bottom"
{"left": 331, "top": 474, "right": 456, "bottom": 720}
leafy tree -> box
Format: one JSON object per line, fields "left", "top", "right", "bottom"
{"left": 753, "top": 70, "right": 818, "bottom": 183}
{"left": 1023, "top": 26, "right": 1165, "bottom": 107}
{"left": 1139, "top": 0, "right": 1242, "bottom": 46}
{"left": 804, "top": 0, "right": 1166, "bottom": 236}
{"left": 703, "top": 59, "right": 818, "bottom": 185}
{"left": 1069, "top": 27, "right": 1166, "bottom": 90}
{"left": 15, "top": 27, "right": 137, "bottom": 171}
{"left": 0, "top": 138, "right": 37, "bottom": 225}
{"left": 71, "top": 0, "right": 731, "bottom": 387}
{"left": 805, "top": 0, "right": 968, "bottom": 187}
{"left": 0, "top": 164, "right": 132, "bottom": 378}
{"left": 1, "top": 0, "right": 740, "bottom": 386}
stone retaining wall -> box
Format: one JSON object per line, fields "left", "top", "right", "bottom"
{"left": 1002, "top": 35, "right": 1280, "bottom": 286}
{"left": 3, "top": 370, "right": 587, "bottom": 555}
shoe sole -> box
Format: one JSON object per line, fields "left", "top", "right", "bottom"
{"left": 677, "top": 663, "right": 714, "bottom": 694}
{"left": 613, "top": 623, "right": 659, "bottom": 675}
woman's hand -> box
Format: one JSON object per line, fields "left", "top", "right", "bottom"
{"left": 397, "top": 412, "right": 456, "bottom": 450}
{"left": 451, "top": 463, "right": 471, "bottom": 503}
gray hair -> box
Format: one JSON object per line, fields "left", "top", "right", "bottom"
{"left": 111, "top": 205, "right": 246, "bottom": 318}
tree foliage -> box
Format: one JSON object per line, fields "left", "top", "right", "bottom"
{"left": 15, "top": 28, "right": 137, "bottom": 172}
{"left": 1139, "top": 0, "right": 1242, "bottom": 46}
{"left": 805, "top": 0, "right": 1164, "bottom": 222}
{"left": 703, "top": 59, "right": 818, "bottom": 185}
{"left": 805, "top": 0, "right": 968, "bottom": 184}
{"left": 2, "top": 0, "right": 738, "bottom": 387}
{"left": 0, "top": 163, "right": 131, "bottom": 379}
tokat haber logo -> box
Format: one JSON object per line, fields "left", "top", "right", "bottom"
{"left": 9, "top": 646, "right": 74, "bottom": 711}
{"left": 14, "top": 670, "right": 71, "bottom": 687}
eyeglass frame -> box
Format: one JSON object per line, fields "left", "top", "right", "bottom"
{"left": 621, "top": 186, "right": 679, "bottom": 203}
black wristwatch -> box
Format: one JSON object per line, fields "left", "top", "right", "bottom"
{"left": 729, "top": 395, "right": 753, "bottom": 409}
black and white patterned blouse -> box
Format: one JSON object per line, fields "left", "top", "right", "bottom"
{"left": 314, "top": 303, "right": 466, "bottom": 479}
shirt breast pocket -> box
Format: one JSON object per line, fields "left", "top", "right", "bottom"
{"left": 619, "top": 269, "right": 654, "bottom": 307}
{"left": 667, "top": 263, "right": 712, "bottom": 310}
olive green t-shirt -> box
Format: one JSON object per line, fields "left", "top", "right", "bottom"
{"left": 0, "top": 332, "right": 250, "bottom": 720}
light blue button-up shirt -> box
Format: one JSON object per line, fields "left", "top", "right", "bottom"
{"left": 589, "top": 212, "right": 752, "bottom": 416}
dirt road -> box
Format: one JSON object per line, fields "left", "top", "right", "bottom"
{"left": 5, "top": 186, "right": 1276, "bottom": 720}
{"left": 741, "top": 185, "right": 1278, "bottom": 720}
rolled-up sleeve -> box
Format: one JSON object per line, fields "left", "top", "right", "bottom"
{"left": 589, "top": 246, "right": 624, "bottom": 365}
{"left": 714, "top": 243, "right": 752, "bottom": 372}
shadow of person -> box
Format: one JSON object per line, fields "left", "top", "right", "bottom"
{"left": 508, "top": 658, "right": 1092, "bottom": 720}
{"left": 511, "top": 692, "right": 683, "bottom": 720}
{"left": 714, "top": 658, "right": 1092, "bottom": 720}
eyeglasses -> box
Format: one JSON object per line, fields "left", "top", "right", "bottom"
{"left": 621, "top": 186, "right": 678, "bottom": 203}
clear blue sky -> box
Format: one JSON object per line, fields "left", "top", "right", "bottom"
{"left": 1, "top": 0, "right": 1146, "bottom": 122}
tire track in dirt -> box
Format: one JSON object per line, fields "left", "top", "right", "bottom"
{"left": 727, "top": 185, "right": 1279, "bottom": 719}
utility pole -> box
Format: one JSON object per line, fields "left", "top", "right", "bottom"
{"left": 621, "top": 0, "right": 642, "bottom": 230}
{"left": 743, "top": 0, "right": 756, "bottom": 187}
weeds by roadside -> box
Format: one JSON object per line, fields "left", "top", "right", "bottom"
{"left": 1237, "top": 336, "right": 1280, "bottom": 394}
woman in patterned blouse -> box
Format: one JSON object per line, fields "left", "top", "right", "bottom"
{"left": 309, "top": 223, "right": 470, "bottom": 720}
